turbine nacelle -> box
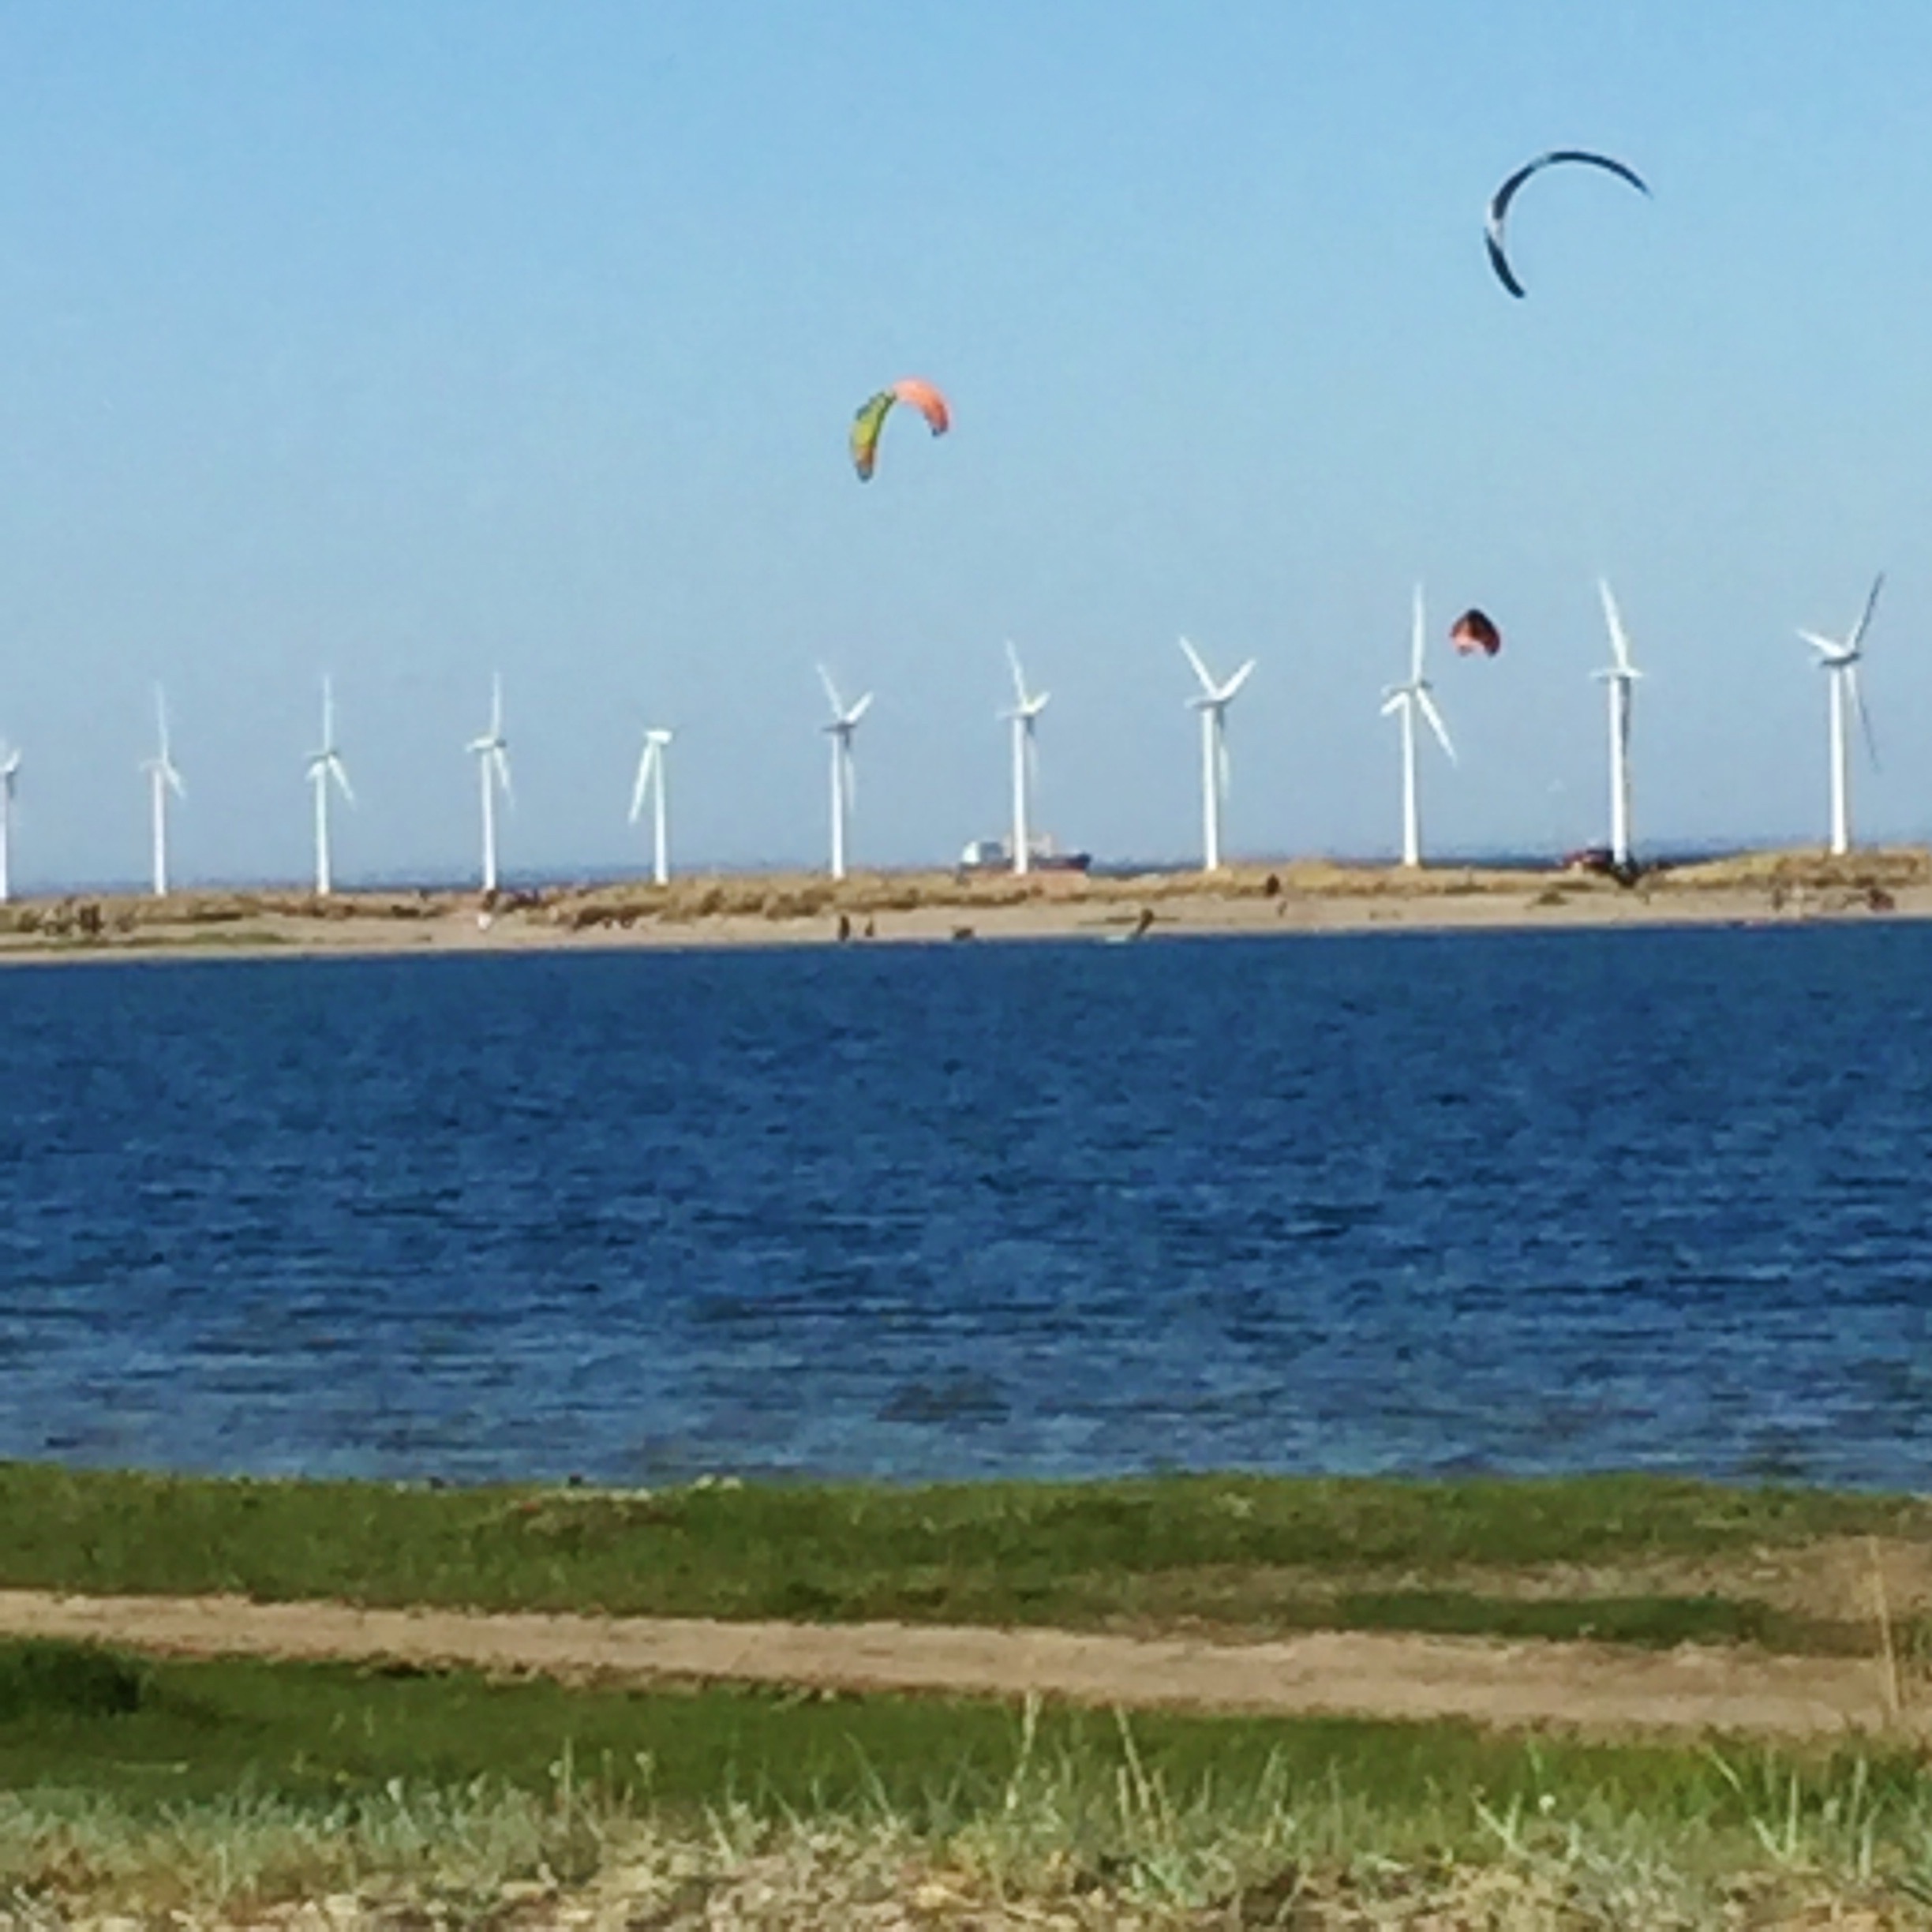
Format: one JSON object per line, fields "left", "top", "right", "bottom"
{"left": 144, "top": 754, "right": 185, "bottom": 798}
{"left": 1002, "top": 641, "right": 1050, "bottom": 723}
{"left": 817, "top": 664, "right": 874, "bottom": 734}
{"left": 1383, "top": 683, "right": 1456, "bottom": 763}
{"left": 1381, "top": 586, "right": 1457, "bottom": 768}
{"left": 468, "top": 674, "right": 513, "bottom": 798}
{"left": 144, "top": 686, "right": 185, "bottom": 795}
{"left": 1595, "top": 578, "right": 1645, "bottom": 682}
{"left": 307, "top": 678, "right": 354, "bottom": 803}
{"left": 1179, "top": 637, "right": 1254, "bottom": 710}
{"left": 1799, "top": 573, "right": 1883, "bottom": 771}
{"left": 628, "top": 728, "right": 673, "bottom": 825}
{"left": 1800, "top": 632, "right": 1859, "bottom": 668}
{"left": 826, "top": 695, "right": 874, "bottom": 734}
{"left": 306, "top": 751, "right": 355, "bottom": 803}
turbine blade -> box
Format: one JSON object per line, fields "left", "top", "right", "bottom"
{"left": 493, "top": 747, "right": 514, "bottom": 807}
{"left": 1798, "top": 631, "right": 1841, "bottom": 658}
{"left": 1417, "top": 688, "right": 1457, "bottom": 765}
{"left": 817, "top": 663, "right": 844, "bottom": 717}
{"left": 1410, "top": 585, "right": 1426, "bottom": 683}
{"left": 332, "top": 759, "right": 355, "bottom": 807}
{"left": 846, "top": 691, "right": 874, "bottom": 726}
{"left": 1178, "top": 635, "right": 1215, "bottom": 695}
{"left": 1848, "top": 665, "right": 1880, "bottom": 769}
{"left": 489, "top": 672, "right": 504, "bottom": 740}
{"left": 1005, "top": 639, "right": 1029, "bottom": 708}
{"left": 1215, "top": 714, "right": 1231, "bottom": 799}
{"left": 1598, "top": 578, "right": 1634, "bottom": 673}
{"left": 1848, "top": 572, "right": 1885, "bottom": 654}
{"left": 1220, "top": 658, "right": 1256, "bottom": 701}
{"left": 628, "top": 745, "right": 653, "bottom": 823}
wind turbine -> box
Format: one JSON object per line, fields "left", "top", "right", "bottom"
{"left": 142, "top": 687, "right": 185, "bottom": 897}
{"left": 1002, "top": 642, "right": 1050, "bottom": 876}
{"left": 1594, "top": 580, "right": 1643, "bottom": 870}
{"left": 1799, "top": 574, "right": 1884, "bottom": 858}
{"left": 1380, "top": 587, "right": 1455, "bottom": 868}
{"left": 628, "top": 727, "right": 673, "bottom": 886}
{"left": 467, "top": 672, "right": 512, "bottom": 893}
{"left": 305, "top": 675, "right": 354, "bottom": 897}
{"left": 0, "top": 741, "right": 18, "bottom": 904}
{"left": 818, "top": 665, "right": 871, "bottom": 881}
{"left": 1179, "top": 637, "right": 1255, "bottom": 873}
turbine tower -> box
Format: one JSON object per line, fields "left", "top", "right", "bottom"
{"left": 1002, "top": 641, "right": 1050, "bottom": 876}
{"left": 467, "top": 672, "right": 512, "bottom": 893}
{"left": 1594, "top": 580, "right": 1643, "bottom": 871}
{"left": 0, "top": 742, "right": 18, "bottom": 904}
{"left": 305, "top": 675, "right": 355, "bottom": 897}
{"left": 1179, "top": 637, "right": 1255, "bottom": 873}
{"left": 817, "top": 665, "right": 871, "bottom": 882}
{"left": 1799, "top": 574, "right": 1883, "bottom": 858}
{"left": 1380, "top": 587, "right": 1455, "bottom": 868}
{"left": 628, "top": 727, "right": 673, "bottom": 886}
{"left": 142, "top": 686, "right": 185, "bottom": 897}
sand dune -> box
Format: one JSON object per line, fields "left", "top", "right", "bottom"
{"left": 0, "top": 848, "right": 1923, "bottom": 965}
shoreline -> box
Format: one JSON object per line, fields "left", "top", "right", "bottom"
{"left": 0, "top": 852, "right": 1924, "bottom": 967}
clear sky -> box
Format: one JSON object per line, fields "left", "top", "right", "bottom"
{"left": 3, "top": 0, "right": 1931, "bottom": 888}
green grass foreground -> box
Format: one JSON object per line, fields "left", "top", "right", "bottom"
{"left": 0, "top": 1637, "right": 1783, "bottom": 1812}
{"left": 2, "top": 1462, "right": 1926, "bottom": 1653}
{"left": 5, "top": 1639, "right": 1932, "bottom": 1923}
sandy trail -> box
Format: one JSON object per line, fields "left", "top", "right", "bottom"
{"left": 0, "top": 1589, "right": 1916, "bottom": 1741}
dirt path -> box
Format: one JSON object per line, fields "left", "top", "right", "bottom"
{"left": 1, "top": 1589, "right": 1919, "bottom": 1740}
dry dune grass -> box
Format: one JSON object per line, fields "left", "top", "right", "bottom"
{"left": 0, "top": 889, "right": 451, "bottom": 939}
{"left": 0, "top": 845, "right": 1926, "bottom": 950}
{"left": 6, "top": 1756, "right": 1931, "bottom": 1929}
{"left": 1655, "top": 847, "right": 1931, "bottom": 893}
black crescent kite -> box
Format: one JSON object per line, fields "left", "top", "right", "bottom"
{"left": 1485, "top": 149, "right": 1650, "bottom": 298}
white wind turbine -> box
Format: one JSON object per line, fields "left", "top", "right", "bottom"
{"left": 1179, "top": 637, "right": 1254, "bottom": 873}
{"left": 818, "top": 665, "right": 871, "bottom": 881}
{"left": 467, "top": 672, "right": 512, "bottom": 893}
{"left": 0, "top": 741, "right": 18, "bottom": 904}
{"left": 628, "top": 727, "right": 673, "bottom": 886}
{"left": 1799, "top": 574, "right": 1884, "bottom": 858}
{"left": 142, "top": 686, "right": 185, "bottom": 897}
{"left": 1594, "top": 580, "right": 1644, "bottom": 871}
{"left": 1002, "top": 641, "right": 1050, "bottom": 876}
{"left": 305, "top": 675, "right": 354, "bottom": 897}
{"left": 1380, "top": 587, "right": 1455, "bottom": 868}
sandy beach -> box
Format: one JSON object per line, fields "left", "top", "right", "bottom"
{"left": 0, "top": 848, "right": 1923, "bottom": 966}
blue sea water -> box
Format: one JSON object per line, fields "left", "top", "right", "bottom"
{"left": 1, "top": 924, "right": 1930, "bottom": 1489}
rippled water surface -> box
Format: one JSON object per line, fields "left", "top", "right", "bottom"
{"left": 3, "top": 925, "right": 1930, "bottom": 1486}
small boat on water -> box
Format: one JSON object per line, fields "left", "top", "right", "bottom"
{"left": 957, "top": 834, "right": 1093, "bottom": 877}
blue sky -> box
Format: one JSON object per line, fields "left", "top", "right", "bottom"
{"left": 2, "top": 0, "right": 1930, "bottom": 886}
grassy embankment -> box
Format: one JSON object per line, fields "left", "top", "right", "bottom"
{"left": 5, "top": 1463, "right": 1930, "bottom": 1657}
{"left": 9, "top": 1467, "right": 1932, "bottom": 1919}
{"left": 7, "top": 1637, "right": 1932, "bottom": 1923}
